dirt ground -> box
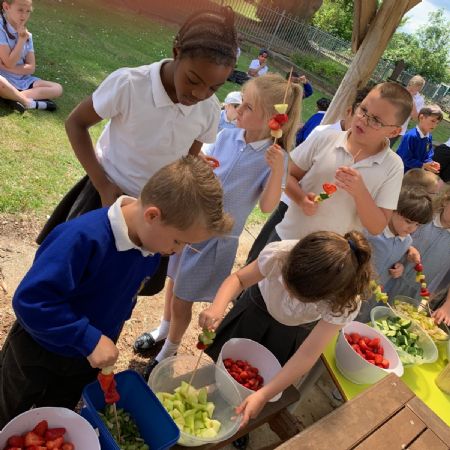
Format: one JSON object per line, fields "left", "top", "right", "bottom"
{"left": 0, "top": 214, "right": 341, "bottom": 448}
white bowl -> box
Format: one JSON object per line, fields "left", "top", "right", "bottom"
{"left": 335, "top": 321, "right": 404, "bottom": 385}
{"left": 216, "top": 338, "right": 282, "bottom": 402}
{"left": 0, "top": 407, "right": 100, "bottom": 449}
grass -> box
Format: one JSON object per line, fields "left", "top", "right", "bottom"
{"left": 1, "top": 0, "right": 448, "bottom": 226}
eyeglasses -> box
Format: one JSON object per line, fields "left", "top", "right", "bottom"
{"left": 355, "top": 106, "right": 400, "bottom": 129}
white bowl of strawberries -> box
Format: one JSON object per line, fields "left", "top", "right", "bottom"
{"left": 335, "top": 321, "right": 404, "bottom": 385}
{"left": 216, "top": 338, "right": 282, "bottom": 403}
{"left": 0, "top": 406, "right": 100, "bottom": 450}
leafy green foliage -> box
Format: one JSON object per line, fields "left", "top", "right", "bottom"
{"left": 311, "top": 0, "right": 354, "bottom": 41}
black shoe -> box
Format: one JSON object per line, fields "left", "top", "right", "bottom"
{"left": 42, "top": 99, "right": 57, "bottom": 111}
{"left": 12, "top": 101, "right": 26, "bottom": 114}
{"left": 232, "top": 434, "right": 250, "bottom": 450}
{"left": 133, "top": 332, "right": 159, "bottom": 355}
{"left": 143, "top": 359, "right": 159, "bottom": 381}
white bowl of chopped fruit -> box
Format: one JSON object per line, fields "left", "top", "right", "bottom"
{"left": 148, "top": 355, "right": 243, "bottom": 447}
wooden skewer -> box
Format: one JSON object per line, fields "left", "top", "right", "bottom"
{"left": 188, "top": 349, "right": 204, "bottom": 387}
{"left": 102, "top": 366, "right": 121, "bottom": 443}
{"left": 187, "top": 244, "right": 202, "bottom": 254}
{"left": 272, "top": 67, "right": 294, "bottom": 146}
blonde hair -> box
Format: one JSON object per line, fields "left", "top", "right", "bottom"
{"left": 371, "top": 82, "right": 413, "bottom": 125}
{"left": 281, "top": 230, "right": 373, "bottom": 315}
{"left": 433, "top": 183, "right": 450, "bottom": 216}
{"left": 243, "top": 73, "right": 302, "bottom": 150}
{"left": 402, "top": 168, "right": 439, "bottom": 194}
{"left": 140, "top": 156, "right": 233, "bottom": 235}
{"left": 408, "top": 75, "right": 426, "bottom": 89}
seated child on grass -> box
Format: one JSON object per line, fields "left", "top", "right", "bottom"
{"left": 397, "top": 105, "right": 443, "bottom": 174}
{"left": 0, "top": 157, "right": 233, "bottom": 428}
{"left": 357, "top": 186, "right": 433, "bottom": 323}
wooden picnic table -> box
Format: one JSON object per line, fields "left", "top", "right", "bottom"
{"left": 277, "top": 373, "right": 450, "bottom": 450}
{"left": 171, "top": 384, "right": 301, "bottom": 450}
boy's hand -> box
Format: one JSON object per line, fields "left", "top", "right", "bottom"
{"left": 199, "top": 305, "right": 224, "bottom": 330}
{"left": 98, "top": 181, "right": 123, "bottom": 207}
{"left": 389, "top": 262, "right": 404, "bottom": 279}
{"left": 407, "top": 246, "right": 421, "bottom": 264}
{"left": 235, "top": 390, "right": 269, "bottom": 428}
{"left": 87, "top": 335, "right": 119, "bottom": 369}
{"left": 423, "top": 161, "right": 440, "bottom": 173}
{"left": 299, "top": 192, "right": 318, "bottom": 216}
{"left": 265, "top": 144, "right": 284, "bottom": 173}
{"left": 335, "top": 166, "right": 367, "bottom": 198}
{"left": 198, "top": 153, "right": 220, "bottom": 169}
{"left": 432, "top": 303, "right": 450, "bottom": 326}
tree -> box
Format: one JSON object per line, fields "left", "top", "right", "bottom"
{"left": 311, "top": 0, "right": 354, "bottom": 41}
{"left": 256, "top": 0, "right": 323, "bottom": 21}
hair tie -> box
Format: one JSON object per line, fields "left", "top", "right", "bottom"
{"left": 348, "top": 239, "right": 357, "bottom": 254}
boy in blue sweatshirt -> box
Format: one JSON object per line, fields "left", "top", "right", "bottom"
{"left": 0, "top": 157, "right": 232, "bottom": 427}
{"left": 397, "top": 105, "right": 443, "bottom": 173}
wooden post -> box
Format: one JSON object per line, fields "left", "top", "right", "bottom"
{"left": 352, "top": 0, "right": 378, "bottom": 53}
{"left": 322, "top": 0, "right": 421, "bottom": 125}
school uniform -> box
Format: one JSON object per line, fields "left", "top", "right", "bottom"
{"left": 217, "top": 109, "right": 237, "bottom": 132}
{"left": 385, "top": 214, "right": 450, "bottom": 301}
{"left": 248, "top": 59, "right": 268, "bottom": 77}
{"left": 0, "top": 21, "right": 39, "bottom": 90}
{"left": 275, "top": 129, "right": 404, "bottom": 241}
{"left": 296, "top": 111, "right": 326, "bottom": 145}
{"left": 357, "top": 227, "right": 412, "bottom": 323}
{"left": 168, "top": 128, "right": 271, "bottom": 302}
{"left": 0, "top": 197, "right": 160, "bottom": 427}
{"left": 397, "top": 126, "right": 434, "bottom": 173}
{"left": 245, "top": 121, "right": 343, "bottom": 265}
{"left": 206, "top": 241, "right": 360, "bottom": 365}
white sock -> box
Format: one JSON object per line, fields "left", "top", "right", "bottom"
{"left": 27, "top": 100, "right": 48, "bottom": 110}
{"left": 155, "top": 339, "right": 179, "bottom": 362}
{"left": 150, "top": 319, "right": 170, "bottom": 342}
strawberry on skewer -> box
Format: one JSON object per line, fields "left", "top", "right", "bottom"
{"left": 98, "top": 366, "right": 121, "bottom": 442}
{"left": 314, "top": 183, "right": 337, "bottom": 203}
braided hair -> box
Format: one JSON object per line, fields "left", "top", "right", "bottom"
{"left": 0, "top": 1, "right": 16, "bottom": 40}
{"left": 174, "top": 6, "right": 237, "bottom": 67}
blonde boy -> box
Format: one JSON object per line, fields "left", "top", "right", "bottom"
{"left": 0, "top": 157, "right": 233, "bottom": 427}
{"left": 275, "top": 82, "right": 411, "bottom": 241}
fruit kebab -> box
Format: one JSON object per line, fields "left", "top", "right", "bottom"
{"left": 370, "top": 280, "right": 389, "bottom": 303}
{"left": 414, "top": 262, "right": 431, "bottom": 312}
{"left": 98, "top": 366, "right": 121, "bottom": 443}
{"left": 188, "top": 328, "right": 216, "bottom": 387}
{"left": 314, "top": 183, "right": 337, "bottom": 203}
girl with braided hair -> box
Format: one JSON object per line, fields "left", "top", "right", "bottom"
{"left": 0, "top": 0, "right": 62, "bottom": 112}
{"left": 36, "top": 7, "right": 238, "bottom": 295}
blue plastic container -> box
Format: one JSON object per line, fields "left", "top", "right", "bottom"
{"left": 81, "top": 369, "right": 179, "bottom": 450}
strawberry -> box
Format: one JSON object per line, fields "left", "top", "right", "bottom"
{"left": 323, "top": 183, "right": 337, "bottom": 195}
{"left": 415, "top": 263, "right": 423, "bottom": 272}
{"left": 196, "top": 341, "right": 206, "bottom": 350}
{"left": 44, "top": 428, "right": 66, "bottom": 441}
{"left": 46, "top": 436, "right": 64, "bottom": 449}
{"left": 62, "top": 444, "right": 75, "bottom": 450}
{"left": 24, "top": 431, "right": 45, "bottom": 447}
{"left": 268, "top": 118, "right": 281, "bottom": 130}
{"left": 7, "top": 435, "right": 25, "bottom": 447}
{"left": 273, "top": 113, "right": 288, "bottom": 124}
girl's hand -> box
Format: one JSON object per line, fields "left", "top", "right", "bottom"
{"left": 423, "top": 161, "right": 440, "bottom": 174}
{"left": 432, "top": 303, "right": 450, "bottom": 326}
{"left": 299, "top": 192, "right": 318, "bottom": 216}
{"left": 407, "top": 246, "right": 421, "bottom": 264}
{"left": 199, "top": 305, "right": 224, "bottom": 330}
{"left": 235, "top": 390, "right": 268, "bottom": 428}
{"left": 17, "top": 26, "right": 31, "bottom": 40}
{"left": 389, "top": 262, "right": 404, "bottom": 279}
{"left": 87, "top": 335, "right": 119, "bottom": 369}
{"left": 265, "top": 144, "right": 284, "bottom": 173}
{"left": 335, "top": 166, "right": 367, "bottom": 198}
{"left": 98, "top": 182, "right": 123, "bottom": 207}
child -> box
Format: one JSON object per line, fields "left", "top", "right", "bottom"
{"left": 390, "top": 75, "right": 426, "bottom": 147}
{"left": 0, "top": 0, "right": 62, "bottom": 112}
{"left": 135, "top": 74, "right": 302, "bottom": 368}
{"left": 218, "top": 90, "right": 242, "bottom": 132}
{"left": 273, "top": 82, "right": 410, "bottom": 243}
{"left": 247, "top": 49, "right": 268, "bottom": 77}
{"left": 288, "top": 71, "right": 313, "bottom": 99}
{"left": 296, "top": 97, "right": 331, "bottom": 145}
{"left": 433, "top": 137, "right": 450, "bottom": 183}
{"left": 0, "top": 157, "right": 233, "bottom": 428}
{"left": 386, "top": 184, "right": 450, "bottom": 303}
{"left": 397, "top": 105, "right": 443, "bottom": 173}
{"left": 357, "top": 186, "right": 433, "bottom": 323}
{"left": 244, "top": 87, "right": 371, "bottom": 265}
{"left": 36, "top": 6, "right": 238, "bottom": 295}
{"left": 201, "top": 230, "right": 372, "bottom": 427}
{"left": 402, "top": 168, "right": 440, "bottom": 195}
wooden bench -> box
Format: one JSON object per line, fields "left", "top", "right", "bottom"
{"left": 276, "top": 373, "right": 450, "bottom": 450}
{"left": 172, "top": 384, "right": 301, "bottom": 449}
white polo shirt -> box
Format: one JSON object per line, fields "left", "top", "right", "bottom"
{"left": 248, "top": 59, "right": 268, "bottom": 77}
{"left": 276, "top": 129, "right": 404, "bottom": 240}
{"left": 257, "top": 240, "right": 360, "bottom": 326}
{"left": 92, "top": 59, "right": 220, "bottom": 197}
{"left": 400, "top": 92, "right": 425, "bottom": 136}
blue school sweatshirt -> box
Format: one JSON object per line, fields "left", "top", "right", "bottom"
{"left": 13, "top": 208, "right": 160, "bottom": 358}
{"left": 396, "top": 126, "right": 434, "bottom": 172}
